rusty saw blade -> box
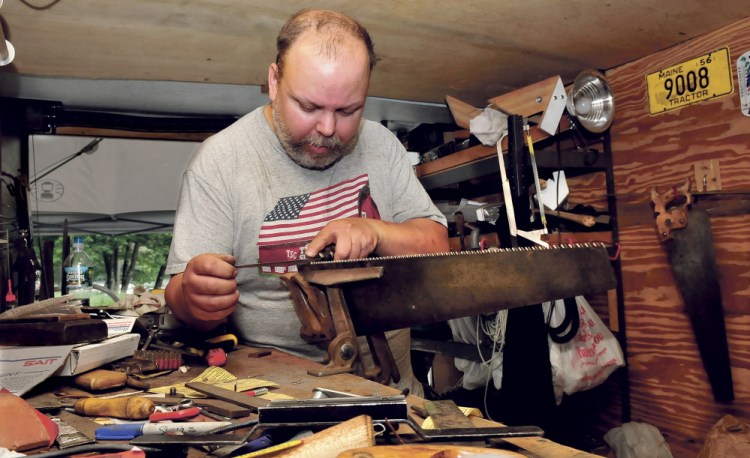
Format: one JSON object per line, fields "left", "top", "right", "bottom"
{"left": 665, "top": 209, "right": 733, "bottom": 402}
{"left": 299, "top": 243, "right": 616, "bottom": 335}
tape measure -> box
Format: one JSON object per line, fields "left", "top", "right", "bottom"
{"left": 233, "top": 439, "right": 303, "bottom": 458}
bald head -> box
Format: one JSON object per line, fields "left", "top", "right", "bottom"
{"left": 275, "top": 9, "right": 377, "bottom": 80}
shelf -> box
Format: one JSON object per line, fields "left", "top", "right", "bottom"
{"left": 416, "top": 143, "right": 609, "bottom": 192}
{"left": 413, "top": 120, "right": 628, "bottom": 426}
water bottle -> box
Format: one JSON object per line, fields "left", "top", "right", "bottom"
{"left": 64, "top": 236, "right": 93, "bottom": 306}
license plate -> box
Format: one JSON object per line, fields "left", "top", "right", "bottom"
{"left": 647, "top": 47, "right": 733, "bottom": 114}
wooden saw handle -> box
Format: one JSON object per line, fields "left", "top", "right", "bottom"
{"left": 74, "top": 396, "right": 155, "bottom": 420}
{"left": 74, "top": 369, "right": 128, "bottom": 391}
{"left": 536, "top": 209, "right": 596, "bottom": 227}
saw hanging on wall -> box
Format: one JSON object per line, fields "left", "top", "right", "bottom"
{"left": 651, "top": 179, "right": 734, "bottom": 403}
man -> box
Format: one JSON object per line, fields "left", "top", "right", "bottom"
{"left": 165, "top": 9, "right": 448, "bottom": 395}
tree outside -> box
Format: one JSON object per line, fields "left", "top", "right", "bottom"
{"left": 38, "top": 233, "right": 173, "bottom": 304}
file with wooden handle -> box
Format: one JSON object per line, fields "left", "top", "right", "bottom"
{"left": 74, "top": 369, "right": 127, "bottom": 391}
{"left": 73, "top": 396, "right": 155, "bottom": 420}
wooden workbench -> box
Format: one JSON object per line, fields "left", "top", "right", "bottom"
{"left": 49, "top": 345, "right": 598, "bottom": 457}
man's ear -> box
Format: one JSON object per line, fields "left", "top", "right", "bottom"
{"left": 267, "top": 63, "right": 279, "bottom": 101}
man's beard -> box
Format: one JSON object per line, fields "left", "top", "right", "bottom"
{"left": 272, "top": 102, "right": 358, "bottom": 170}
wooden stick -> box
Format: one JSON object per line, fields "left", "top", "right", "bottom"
{"left": 536, "top": 209, "right": 596, "bottom": 227}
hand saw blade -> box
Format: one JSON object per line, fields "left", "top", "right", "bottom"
{"left": 666, "top": 209, "right": 733, "bottom": 402}
{"left": 299, "top": 243, "right": 616, "bottom": 335}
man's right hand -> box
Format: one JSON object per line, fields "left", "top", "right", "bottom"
{"left": 165, "top": 253, "right": 240, "bottom": 331}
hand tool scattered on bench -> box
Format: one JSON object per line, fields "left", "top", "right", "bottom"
{"left": 149, "top": 405, "right": 202, "bottom": 422}
{"left": 257, "top": 394, "right": 544, "bottom": 441}
{"left": 185, "top": 382, "right": 271, "bottom": 412}
{"left": 152, "top": 396, "right": 252, "bottom": 418}
{"left": 95, "top": 420, "right": 234, "bottom": 440}
{"left": 73, "top": 396, "right": 155, "bottom": 420}
{"left": 73, "top": 368, "right": 150, "bottom": 392}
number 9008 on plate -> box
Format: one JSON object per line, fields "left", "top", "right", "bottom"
{"left": 646, "top": 47, "right": 733, "bottom": 114}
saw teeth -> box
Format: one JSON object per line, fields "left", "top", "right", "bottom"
{"left": 307, "top": 242, "right": 606, "bottom": 265}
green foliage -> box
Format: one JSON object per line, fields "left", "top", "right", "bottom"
{"left": 39, "top": 233, "right": 173, "bottom": 293}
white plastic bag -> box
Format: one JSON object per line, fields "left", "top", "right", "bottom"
{"left": 447, "top": 312, "right": 507, "bottom": 391}
{"left": 604, "top": 422, "right": 673, "bottom": 458}
{"left": 545, "top": 296, "right": 625, "bottom": 404}
{"left": 469, "top": 107, "right": 508, "bottom": 146}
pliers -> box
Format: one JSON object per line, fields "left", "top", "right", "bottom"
{"left": 150, "top": 400, "right": 201, "bottom": 422}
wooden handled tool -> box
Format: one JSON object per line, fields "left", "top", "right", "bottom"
{"left": 534, "top": 208, "right": 597, "bottom": 227}
{"left": 74, "top": 369, "right": 128, "bottom": 391}
{"left": 73, "top": 396, "right": 155, "bottom": 420}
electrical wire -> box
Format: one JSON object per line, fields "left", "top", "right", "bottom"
{"left": 30, "top": 138, "right": 102, "bottom": 184}
{"left": 474, "top": 310, "right": 507, "bottom": 422}
{"left": 18, "top": 0, "right": 63, "bottom": 11}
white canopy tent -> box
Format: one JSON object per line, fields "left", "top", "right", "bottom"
{"left": 28, "top": 135, "right": 199, "bottom": 236}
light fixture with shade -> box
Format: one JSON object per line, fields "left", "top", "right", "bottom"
{"left": 446, "top": 70, "right": 616, "bottom": 140}
{"left": 566, "top": 69, "right": 615, "bottom": 133}
{"left": 442, "top": 71, "right": 616, "bottom": 246}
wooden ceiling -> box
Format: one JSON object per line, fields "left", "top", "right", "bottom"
{"left": 0, "top": 0, "right": 743, "bottom": 110}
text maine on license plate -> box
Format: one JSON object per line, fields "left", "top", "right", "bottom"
{"left": 646, "top": 47, "right": 733, "bottom": 115}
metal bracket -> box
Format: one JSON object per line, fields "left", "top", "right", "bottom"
{"left": 282, "top": 267, "right": 397, "bottom": 384}
{"left": 694, "top": 159, "right": 722, "bottom": 192}
{"left": 257, "top": 395, "right": 544, "bottom": 441}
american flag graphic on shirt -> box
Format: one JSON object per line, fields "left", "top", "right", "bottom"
{"left": 256, "top": 174, "right": 380, "bottom": 274}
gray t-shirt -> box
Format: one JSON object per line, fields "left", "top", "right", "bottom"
{"left": 166, "top": 106, "right": 446, "bottom": 360}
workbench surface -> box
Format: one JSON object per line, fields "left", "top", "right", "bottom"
{"left": 45, "top": 345, "right": 597, "bottom": 457}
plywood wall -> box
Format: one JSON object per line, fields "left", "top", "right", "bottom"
{"left": 605, "top": 17, "right": 750, "bottom": 457}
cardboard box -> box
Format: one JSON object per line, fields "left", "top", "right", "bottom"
{"left": 0, "top": 344, "right": 74, "bottom": 396}
{"left": 56, "top": 333, "right": 140, "bottom": 376}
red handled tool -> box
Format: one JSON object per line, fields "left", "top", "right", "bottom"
{"left": 206, "top": 348, "right": 227, "bottom": 367}
{"left": 149, "top": 406, "right": 201, "bottom": 422}
{"left": 245, "top": 387, "right": 269, "bottom": 397}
